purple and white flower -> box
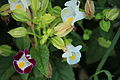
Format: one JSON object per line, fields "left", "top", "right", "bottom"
{"left": 13, "top": 49, "right": 36, "bottom": 74}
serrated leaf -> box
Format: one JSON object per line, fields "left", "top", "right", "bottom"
{"left": 0, "top": 66, "right": 15, "bottom": 80}
{"left": 30, "top": 45, "right": 49, "bottom": 75}
{"left": 51, "top": 60, "right": 75, "bottom": 80}
{"left": 15, "top": 35, "right": 30, "bottom": 50}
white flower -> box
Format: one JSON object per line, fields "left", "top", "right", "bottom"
{"left": 8, "top": 0, "right": 31, "bottom": 11}
{"left": 61, "top": 0, "right": 85, "bottom": 26}
{"left": 62, "top": 44, "right": 82, "bottom": 64}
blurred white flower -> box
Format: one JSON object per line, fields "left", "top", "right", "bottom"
{"left": 8, "top": 0, "right": 31, "bottom": 10}
{"left": 62, "top": 44, "right": 82, "bottom": 64}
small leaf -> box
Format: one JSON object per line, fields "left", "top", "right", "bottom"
{"left": 0, "top": 45, "right": 13, "bottom": 56}
{"left": 30, "top": 45, "right": 49, "bottom": 75}
{"left": 98, "top": 37, "right": 111, "bottom": 48}
{"left": 100, "top": 20, "right": 111, "bottom": 32}
{"left": 31, "top": 0, "right": 40, "bottom": 11}
{"left": 8, "top": 27, "right": 28, "bottom": 38}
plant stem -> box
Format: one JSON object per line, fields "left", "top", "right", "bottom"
{"left": 94, "top": 27, "right": 120, "bottom": 80}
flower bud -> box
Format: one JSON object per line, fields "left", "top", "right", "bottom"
{"left": 40, "top": 35, "right": 48, "bottom": 45}
{"left": 54, "top": 22, "right": 73, "bottom": 37}
{"left": 84, "top": 0, "right": 95, "bottom": 19}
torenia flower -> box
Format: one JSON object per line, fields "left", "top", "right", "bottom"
{"left": 62, "top": 44, "right": 82, "bottom": 64}
{"left": 61, "top": 0, "right": 85, "bottom": 26}
{"left": 8, "top": 0, "right": 31, "bottom": 11}
{"left": 13, "top": 49, "right": 36, "bottom": 74}
{"left": 54, "top": 22, "right": 73, "bottom": 37}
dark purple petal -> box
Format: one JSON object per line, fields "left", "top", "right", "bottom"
{"left": 28, "top": 59, "right": 36, "bottom": 66}
{"left": 13, "top": 60, "right": 24, "bottom": 74}
{"left": 23, "top": 65, "right": 33, "bottom": 74}
{"left": 24, "top": 49, "right": 29, "bottom": 55}
{"left": 14, "top": 51, "right": 24, "bottom": 60}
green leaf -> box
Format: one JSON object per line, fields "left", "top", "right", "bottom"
{"left": 0, "top": 45, "right": 13, "bottom": 56}
{"left": 0, "top": 55, "right": 15, "bottom": 78}
{"left": 31, "top": 0, "right": 40, "bottom": 11}
{"left": 98, "top": 37, "right": 111, "bottom": 48}
{"left": 15, "top": 35, "right": 30, "bottom": 50}
{"left": 0, "top": 66, "right": 15, "bottom": 80}
{"left": 0, "top": 4, "right": 10, "bottom": 12}
{"left": 100, "top": 20, "right": 111, "bottom": 32}
{"left": 8, "top": 27, "right": 28, "bottom": 38}
{"left": 41, "top": 13, "right": 56, "bottom": 24}
{"left": 51, "top": 60, "right": 75, "bottom": 80}
{"left": 40, "top": 0, "right": 49, "bottom": 14}
{"left": 30, "top": 45, "right": 49, "bottom": 75}
{"left": 12, "top": 10, "right": 30, "bottom": 22}
{"left": 21, "top": 74, "right": 29, "bottom": 80}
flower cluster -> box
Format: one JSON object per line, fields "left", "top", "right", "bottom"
{"left": 8, "top": 0, "right": 31, "bottom": 10}
{"left": 13, "top": 49, "right": 36, "bottom": 74}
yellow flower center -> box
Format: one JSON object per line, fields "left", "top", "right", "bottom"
{"left": 70, "top": 54, "right": 75, "bottom": 60}
{"left": 15, "top": 4, "right": 22, "bottom": 9}
{"left": 67, "top": 17, "right": 74, "bottom": 23}
{"left": 12, "top": 0, "right": 16, "bottom": 3}
{"left": 18, "top": 62, "right": 25, "bottom": 68}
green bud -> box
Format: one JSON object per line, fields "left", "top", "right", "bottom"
{"left": 51, "top": 36, "right": 65, "bottom": 49}
{"left": 8, "top": 27, "right": 28, "bottom": 38}
{"left": 41, "top": 13, "right": 56, "bottom": 24}
{"left": 64, "top": 38, "right": 72, "bottom": 46}
{"left": 0, "top": 45, "right": 13, "bottom": 56}
{"left": 52, "top": 6, "right": 62, "bottom": 17}
{"left": 83, "top": 29, "right": 92, "bottom": 40}
{"left": 47, "top": 29, "right": 54, "bottom": 37}
{"left": 106, "top": 8, "right": 119, "bottom": 21}
{"left": 98, "top": 37, "right": 111, "bottom": 48}
{"left": 11, "top": 10, "right": 30, "bottom": 22}
{"left": 40, "top": 35, "right": 48, "bottom": 45}
{"left": 100, "top": 20, "right": 111, "bottom": 32}
{"left": 54, "top": 22, "right": 73, "bottom": 37}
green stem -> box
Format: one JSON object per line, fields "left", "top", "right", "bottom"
{"left": 94, "top": 27, "right": 120, "bottom": 80}
{"left": 27, "top": 32, "right": 41, "bottom": 39}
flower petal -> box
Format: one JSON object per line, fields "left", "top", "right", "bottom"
{"left": 24, "top": 49, "right": 29, "bottom": 55}
{"left": 67, "top": 52, "right": 81, "bottom": 64}
{"left": 28, "top": 59, "right": 36, "bottom": 66}
{"left": 14, "top": 51, "right": 24, "bottom": 60}
{"left": 21, "top": 0, "right": 31, "bottom": 9}
{"left": 13, "top": 60, "right": 24, "bottom": 74}
{"left": 65, "top": 0, "right": 79, "bottom": 9}
{"left": 61, "top": 7, "right": 75, "bottom": 22}
{"left": 24, "top": 65, "right": 33, "bottom": 74}
{"left": 75, "top": 45, "right": 82, "bottom": 51}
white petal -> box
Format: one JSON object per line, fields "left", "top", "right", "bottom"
{"left": 21, "top": 0, "right": 31, "bottom": 9}
{"left": 65, "top": 0, "right": 80, "bottom": 9}
{"left": 62, "top": 51, "right": 72, "bottom": 58}
{"left": 61, "top": 7, "right": 75, "bottom": 22}
{"left": 75, "top": 45, "right": 82, "bottom": 51}
{"left": 8, "top": 0, "right": 19, "bottom": 4}
{"left": 72, "top": 6, "right": 85, "bottom": 25}
{"left": 67, "top": 52, "right": 81, "bottom": 64}
{"left": 17, "top": 53, "right": 31, "bottom": 70}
